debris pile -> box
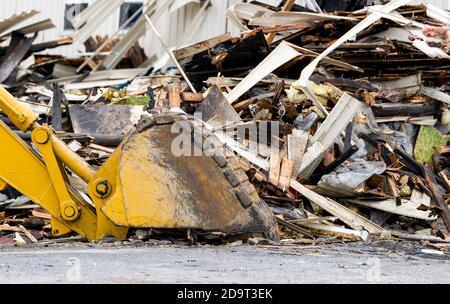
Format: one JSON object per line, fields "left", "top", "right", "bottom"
{"left": 173, "top": 0, "right": 450, "bottom": 245}
{"left": 0, "top": 0, "right": 449, "bottom": 250}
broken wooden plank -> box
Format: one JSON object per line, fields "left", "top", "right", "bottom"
{"left": 387, "top": 175, "right": 402, "bottom": 206}
{"left": 288, "top": 130, "right": 309, "bottom": 178}
{"left": 298, "top": 93, "right": 361, "bottom": 179}
{"left": 226, "top": 41, "right": 301, "bottom": 104}
{"left": 0, "top": 32, "right": 36, "bottom": 83}
{"left": 203, "top": 118, "right": 385, "bottom": 236}
{"left": 279, "top": 158, "right": 294, "bottom": 192}
{"left": 18, "top": 225, "right": 38, "bottom": 243}
{"left": 249, "top": 11, "right": 358, "bottom": 27}
{"left": 347, "top": 198, "right": 437, "bottom": 221}
{"left": 32, "top": 209, "right": 52, "bottom": 220}
{"left": 294, "top": 0, "right": 413, "bottom": 116}
{"left": 269, "top": 152, "right": 282, "bottom": 187}
{"left": 290, "top": 180, "right": 385, "bottom": 234}
{"left": 168, "top": 81, "right": 182, "bottom": 110}
{"left": 174, "top": 33, "right": 232, "bottom": 61}
{"left": 266, "top": 0, "right": 296, "bottom": 44}
{"left": 181, "top": 92, "right": 204, "bottom": 103}
{"left": 0, "top": 224, "right": 21, "bottom": 232}
{"left": 276, "top": 217, "right": 314, "bottom": 239}
{"left": 144, "top": 14, "right": 197, "bottom": 93}
{"left": 421, "top": 87, "right": 450, "bottom": 105}
{"left": 424, "top": 169, "right": 450, "bottom": 232}
{"left": 297, "top": 222, "right": 369, "bottom": 241}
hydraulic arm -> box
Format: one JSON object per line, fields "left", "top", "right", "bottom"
{"left": 0, "top": 86, "right": 102, "bottom": 239}
{"left": 0, "top": 87, "right": 278, "bottom": 241}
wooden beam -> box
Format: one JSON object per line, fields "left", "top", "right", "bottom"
{"left": 298, "top": 93, "right": 361, "bottom": 179}
{"left": 288, "top": 130, "right": 309, "bottom": 178}
{"left": 290, "top": 180, "right": 385, "bottom": 234}
{"left": 277, "top": 217, "right": 314, "bottom": 239}
{"left": 279, "top": 158, "right": 294, "bottom": 192}
{"left": 266, "top": 0, "right": 297, "bottom": 44}
{"left": 181, "top": 92, "right": 204, "bottom": 103}
{"left": 425, "top": 169, "right": 450, "bottom": 232}
{"left": 269, "top": 152, "right": 282, "bottom": 187}
{"left": 168, "top": 81, "right": 182, "bottom": 109}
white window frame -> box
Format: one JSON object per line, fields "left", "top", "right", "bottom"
{"left": 118, "top": 0, "right": 145, "bottom": 33}
{"left": 63, "top": 0, "right": 90, "bottom": 35}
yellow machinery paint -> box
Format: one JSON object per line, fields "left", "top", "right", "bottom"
{"left": 0, "top": 87, "right": 278, "bottom": 241}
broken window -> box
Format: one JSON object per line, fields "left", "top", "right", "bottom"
{"left": 119, "top": 2, "right": 143, "bottom": 29}
{"left": 64, "top": 3, "right": 88, "bottom": 30}
{"left": 315, "top": 0, "right": 367, "bottom": 12}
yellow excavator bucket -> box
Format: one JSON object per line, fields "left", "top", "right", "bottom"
{"left": 89, "top": 114, "right": 279, "bottom": 241}
{"left": 0, "top": 85, "right": 278, "bottom": 242}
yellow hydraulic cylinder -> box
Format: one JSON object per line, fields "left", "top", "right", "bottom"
{"left": 0, "top": 86, "right": 38, "bottom": 132}
{"left": 51, "top": 134, "right": 96, "bottom": 183}
{"left": 0, "top": 86, "right": 96, "bottom": 184}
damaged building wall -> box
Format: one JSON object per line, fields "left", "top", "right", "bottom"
{"left": 7, "top": 0, "right": 448, "bottom": 60}
{"left": 0, "top": 0, "right": 448, "bottom": 60}
{"left": 0, "top": 0, "right": 119, "bottom": 56}
{"left": 0, "top": 0, "right": 245, "bottom": 58}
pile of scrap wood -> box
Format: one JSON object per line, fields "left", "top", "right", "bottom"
{"left": 1, "top": 0, "right": 450, "bottom": 249}
{"left": 172, "top": 0, "right": 450, "bottom": 245}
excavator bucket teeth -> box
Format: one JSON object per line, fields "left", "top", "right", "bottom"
{"left": 95, "top": 114, "right": 279, "bottom": 241}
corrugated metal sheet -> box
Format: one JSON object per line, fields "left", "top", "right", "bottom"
{"left": 0, "top": 0, "right": 447, "bottom": 58}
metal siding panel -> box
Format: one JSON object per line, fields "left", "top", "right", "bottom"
{"left": 0, "top": 0, "right": 448, "bottom": 61}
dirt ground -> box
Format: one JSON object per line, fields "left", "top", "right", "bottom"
{"left": 0, "top": 239, "right": 448, "bottom": 284}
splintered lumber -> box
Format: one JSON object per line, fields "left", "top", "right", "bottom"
{"left": 277, "top": 217, "right": 314, "bottom": 239}
{"left": 269, "top": 152, "right": 282, "bottom": 187}
{"left": 32, "top": 209, "right": 52, "bottom": 220}
{"left": 249, "top": 11, "right": 358, "bottom": 27}
{"left": 424, "top": 169, "right": 450, "bottom": 232}
{"left": 144, "top": 15, "right": 197, "bottom": 93}
{"left": 294, "top": 0, "right": 411, "bottom": 116}
{"left": 288, "top": 130, "right": 309, "bottom": 178}
{"left": 290, "top": 180, "right": 385, "bottom": 234}
{"left": 391, "top": 231, "right": 450, "bottom": 243}
{"left": 207, "top": 117, "right": 385, "bottom": 235}
{"left": 18, "top": 225, "right": 38, "bottom": 243}
{"left": 298, "top": 93, "right": 361, "bottom": 179}
{"left": 297, "top": 222, "right": 369, "bottom": 241}
{"left": 181, "top": 92, "right": 204, "bottom": 103}
{"left": 0, "top": 224, "right": 21, "bottom": 232}
{"left": 226, "top": 41, "right": 301, "bottom": 103}
{"left": 265, "top": 0, "right": 296, "bottom": 44}
{"left": 174, "top": 33, "right": 232, "bottom": 61}
{"left": 279, "top": 158, "right": 294, "bottom": 192}
{"left": 89, "top": 144, "right": 115, "bottom": 154}
{"left": 347, "top": 197, "right": 437, "bottom": 221}
{"left": 168, "top": 81, "right": 182, "bottom": 109}
{"left": 387, "top": 175, "right": 402, "bottom": 206}
{"left": 254, "top": 23, "right": 312, "bottom": 35}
